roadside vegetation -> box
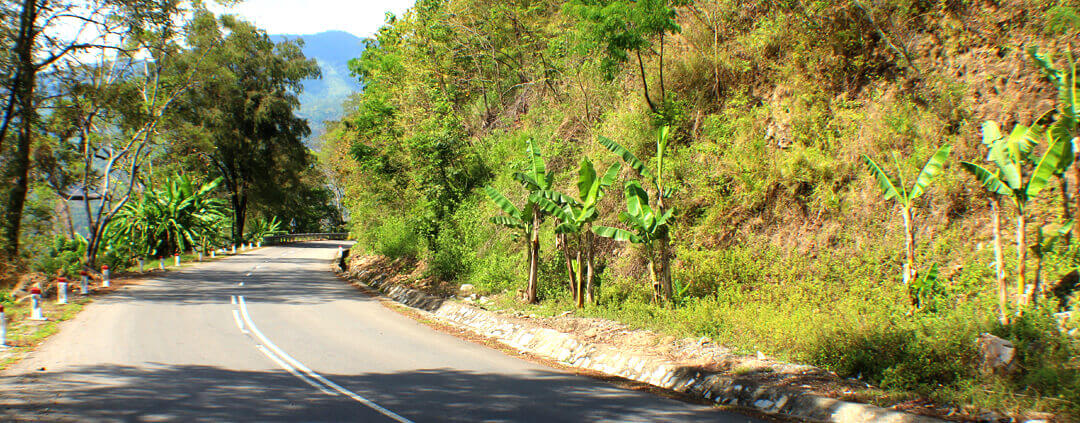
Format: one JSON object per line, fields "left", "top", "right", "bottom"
{"left": 323, "top": 0, "right": 1080, "bottom": 419}
{"left": 0, "top": 4, "right": 341, "bottom": 309}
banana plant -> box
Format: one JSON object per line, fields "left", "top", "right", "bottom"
{"left": 1030, "top": 48, "right": 1079, "bottom": 226}
{"left": 861, "top": 144, "right": 951, "bottom": 301}
{"left": 594, "top": 180, "right": 674, "bottom": 302}
{"left": 483, "top": 137, "right": 551, "bottom": 304}
{"left": 962, "top": 123, "right": 1070, "bottom": 308}
{"left": 532, "top": 157, "right": 620, "bottom": 307}
{"left": 1031, "top": 219, "right": 1074, "bottom": 306}
{"left": 597, "top": 126, "right": 676, "bottom": 302}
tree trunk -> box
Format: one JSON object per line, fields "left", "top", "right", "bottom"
{"left": 992, "top": 197, "right": 1007, "bottom": 323}
{"left": 1061, "top": 177, "right": 1072, "bottom": 245}
{"left": 585, "top": 230, "right": 595, "bottom": 304}
{"left": 526, "top": 209, "right": 540, "bottom": 304}
{"left": 635, "top": 49, "right": 656, "bottom": 113}
{"left": 559, "top": 233, "right": 577, "bottom": 300}
{"left": 901, "top": 206, "right": 915, "bottom": 297}
{"left": 576, "top": 248, "right": 585, "bottom": 308}
{"left": 657, "top": 236, "right": 674, "bottom": 303}
{"left": 1, "top": 0, "right": 39, "bottom": 258}
{"left": 1016, "top": 212, "right": 1027, "bottom": 307}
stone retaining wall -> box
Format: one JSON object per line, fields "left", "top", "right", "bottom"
{"left": 350, "top": 268, "right": 941, "bottom": 423}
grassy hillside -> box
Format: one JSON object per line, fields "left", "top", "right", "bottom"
{"left": 323, "top": 0, "right": 1080, "bottom": 417}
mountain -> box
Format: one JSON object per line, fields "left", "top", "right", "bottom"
{"left": 271, "top": 31, "right": 365, "bottom": 149}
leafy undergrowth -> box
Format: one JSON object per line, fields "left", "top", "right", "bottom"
{"left": 352, "top": 249, "right": 1079, "bottom": 422}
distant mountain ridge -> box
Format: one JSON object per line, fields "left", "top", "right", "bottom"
{"left": 270, "top": 30, "right": 365, "bottom": 148}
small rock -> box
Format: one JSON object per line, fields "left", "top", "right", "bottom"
{"left": 756, "top": 351, "right": 766, "bottom": 360}
{"left": 458, "top": 284, "right": 475, "bottom": 294}
{"left": 752, "top": 399, "right": 774, "bottom": 409}
{"left": 977, "top": 333, "right": 1016, "bottom": 375}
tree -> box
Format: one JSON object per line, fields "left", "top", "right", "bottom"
{"left": 595, "top": 126, "right": 677, "bottom": 302}
{"left": 532, "top": 157, "right": 620, "bottom": 306}
{"left": 106, "top": 175, "right": 228, "bottom": 259}
{"left": 0, "top": 0, "right": 184, "bottom": 258}
{"left": 175, "top": 14, "right": 320, "bottom": 244}
{"left": 484, "top": 138, "right": 552, "bottom": 304}
{"left": 962, "top": 123, "right": 1070, "bottom": 307}
{"left": 1029, "top": 48, "right": 1079, "bottom": 231}
{"left": 568, "top": 0, "right": 682, "bottom": 114}
{"left": 861, "top": 144, "right": 951, "bottom": 301}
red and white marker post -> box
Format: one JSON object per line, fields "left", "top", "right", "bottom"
{"left": 56, "top": 276, "right": 68, "bottom": 304}
{"left": 231, "top": 245, "right": 237, "bottom": 254}
{"left": 0, "top": 304, "right": 7, "bottom": 348}
{"left": 174, "top": 253, "right": 181, "bottom": 266}
{"left": 159, "top": 257, "right": 165, "bottom": 270}
{"left": 102, "top": 265, "right": 110, "bottom": 288}
{"left": 138, "top": 258, "right": 144, "bottom": 272}
{"left": 29, "top": 287, "right": 45, "bottom": 320}
{"left": 79, "top": 270, "right": 89, "bottom": 294}
{"left": 211, "top": 248, "right": 216, "bottom": 258}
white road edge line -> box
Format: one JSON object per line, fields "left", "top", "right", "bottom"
{"left": 254, "top": 345, "right": 336, "bottom": 395}
{"left": 237, "top": 296, "right": 414, "bottom": 423}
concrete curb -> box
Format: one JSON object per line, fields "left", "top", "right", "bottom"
{"left": 349, "top": 268, "right": 941, "bottom": 423}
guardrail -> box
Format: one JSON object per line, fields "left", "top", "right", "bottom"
{"left": 262, "top": 232, "right": 348, "bottom": 245}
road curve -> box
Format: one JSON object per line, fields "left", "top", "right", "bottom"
{"left": 1, "top": 241, "right": 765, "bottom": 422}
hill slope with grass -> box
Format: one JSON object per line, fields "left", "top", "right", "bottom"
{"left": 322, "top": 0, "right": 1080, "bottom": 418}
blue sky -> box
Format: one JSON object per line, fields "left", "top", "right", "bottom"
{"left": 208, "top": 0, "right": 417, "bottom": 38}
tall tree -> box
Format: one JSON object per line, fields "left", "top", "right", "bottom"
{"left": 0, "top": 0, "right": 187, "bottom": 258}
{"left": 176, "top": 14, "right": 320, "bottom": 243}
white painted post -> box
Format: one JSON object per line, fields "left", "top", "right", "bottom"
{"left": 159, "top": 258, "right": 165, "bottom": 271}
{"left": 256, "top": 241, "right": 261, "bottom": 248}
{"left": 338, "top": 245, "right": 343, "bottom": 257}
{"left": 175, "top": 253, "right": 181, "bottom": 266}
{"left": 138, "top": 258, "right": 144, "bottom": 272}
{"left": 29, "top": 287, "right": 45, "bottom": 320}
{"left": 56, "top": 277, "right": 68, "bottom": 304}
{"left": 102, "top": 265, "right": 110, "bottom": 288}
{"left": 0, "top": 305, "right": 7, "bottom": 348}
{"left": 232, "top": 245, "right": 237, "bottom": 254}
{"left": 79, "top": 270, "right": 89, "bottom": 295}
{"left": 211, "top": 249, "right": 216, "bottom": 258}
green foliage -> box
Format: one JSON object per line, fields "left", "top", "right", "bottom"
{"left": 30, "top": 234, "right": 88, "bottom": 278}
{"left": 245, "top": 217, "right": 286, "bottom": 243}
{"left": 105, "top": 176, "right": 228, "bottom": 258}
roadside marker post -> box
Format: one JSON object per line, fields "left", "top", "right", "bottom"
{"left": 175, "top": 253, "right": 181, "bottom": 266}
{"left": 29, "top": 287, "right": 45, "bottom": 320}
{"left": 338, "top": 245, "right": 343, "bottom": 257}
{"left": 102, "top": 266, "right": 110, "bottom": 288}
{"left": 232, "top": 245, "right": 237, "bottom": 254}
{"left": 159, "top": 258, "right": 165, "bottom": 271}
{"left": 0, "top": 305, "right": 7, "bottom": 348}
{"left": 197, "top": 250, "right": 203, "bottom": 261}
{"left": 138, "top": 258, "right": 144, "bottom": 272}
{"left": 57, "top": 277, "right": 68, "bottom": 304}
{"left": 211, "top": 249, "right": 216, "bottom": 258}
{"left": 79, "top": 270, "right": 89, "bottom": 295}
{"left": 256, "top": 241, "right": 261, "bottom": 248}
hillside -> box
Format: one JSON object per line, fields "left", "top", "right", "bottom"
{"left": 322, "top": 0, "right": 1080, "bottom": 419}
{"left": 272, "top": 31, "right": 364, "bottom": 148}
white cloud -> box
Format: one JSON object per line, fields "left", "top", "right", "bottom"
{"left": 209, "top": 0, "right": 416, "bottom": 38}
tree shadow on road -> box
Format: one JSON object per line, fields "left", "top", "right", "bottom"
{"left": 0, "top": 364, "right": 754, "bottom": 422}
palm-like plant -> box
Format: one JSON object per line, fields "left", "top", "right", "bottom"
{"left": 963, "top": 122, "right": 1071, "bottom": 307}
{"left": 862, "top": 144, "right": 951, "bottom": 301}
{"left": 1030, "top": 48, "right": 1079, "bottom": 224}
{"left": 484, "top": 138, "right": 551, "bottom": 304}
{"left": 533, "top": 157, "right": 620, "bottom": 307}
{"left": 106, "top": 176, "right": 228, "bottom": 259}
{"left": 245, "top": 216, "right": 286, "bottom": 244}
{"left": 596, "top": 126, "right": 676, "bottom": 302}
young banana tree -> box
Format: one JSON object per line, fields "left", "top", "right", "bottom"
{"left": 597, "top": 126, "right": 676, "bottom": 302}
{"left": 533, "top": 157, "right": 620, "bottom": 307}
{"left": 1029, "top": 48, "right": 1078, "bottom": 225}
{"left": 594, "top": 180, "right": 674, "bottom": 302}
{"left": 861, "top": 144, "right": 951, "bottom": 301}
{"left": 483, "top": 137, "right": 552, "bottom": 304}
{"left": 963, "top": 123, "right": 1070, "bottom": 307}
{"left": 1032, "top": 220, "right": 1074, "bottom": 306}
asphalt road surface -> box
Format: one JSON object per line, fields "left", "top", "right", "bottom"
{"left": 1, "top": 241, "right": 765, "bottom": 422}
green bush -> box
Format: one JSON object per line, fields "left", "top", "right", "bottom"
{"left": 30, "top": 234, "right": 87, "bottom": 278}
{"left": 369, "top": 216, "right": 423, "bottom": 259}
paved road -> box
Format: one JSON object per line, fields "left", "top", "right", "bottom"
{"left": 1, "top": 241, "right": 764, "bottom": 422}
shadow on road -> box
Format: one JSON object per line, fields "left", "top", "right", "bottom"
{"left": 0, "top": 364, "right": 741, "bottom": 422}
